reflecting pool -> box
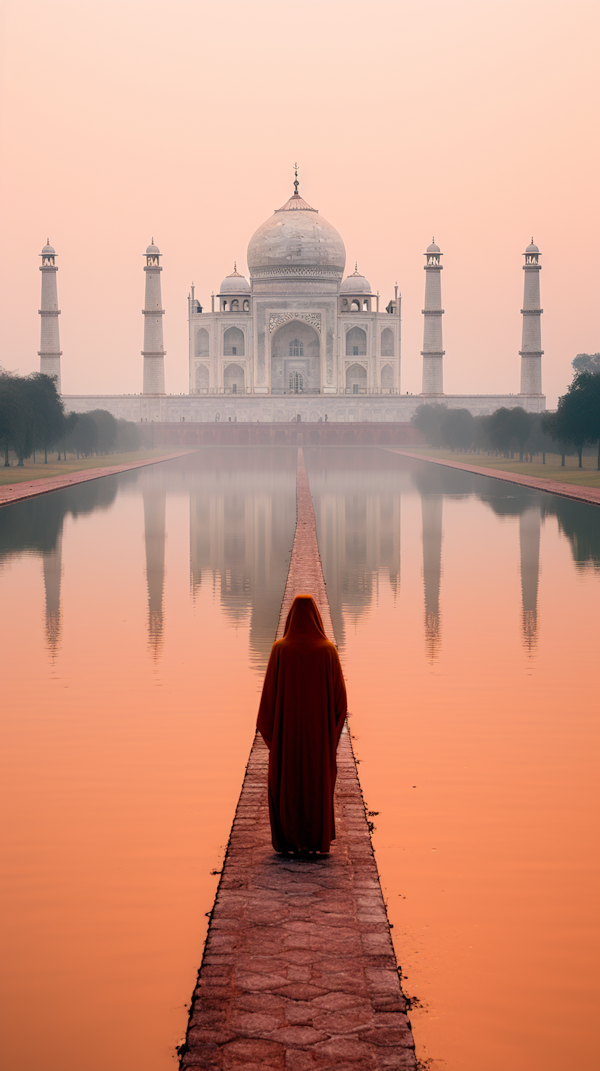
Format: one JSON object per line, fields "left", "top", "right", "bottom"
{"left": 1, "top": 447, "right": 598, "bottom": 1071}
{"left": 0, "top": 448, "right": 298, "bottom": 1071}
{"left": 305, "top": 447, "right": 600, "bottom": 1071}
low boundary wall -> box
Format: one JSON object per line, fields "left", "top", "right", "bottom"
{"left": 141, "top": 422, "right": 423, "bottom": 448}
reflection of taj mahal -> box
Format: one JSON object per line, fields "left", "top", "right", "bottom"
{"left": 50, "top": 172, "right": 546, "bottom": 421}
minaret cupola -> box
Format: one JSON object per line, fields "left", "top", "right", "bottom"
{"left": 41, "top": 241, "right": 56, "bottom": 266}
{"left": 425, "top": 240, "right": 441, "bottom": 266}
{"left": 524, "top": 239, "right": 540, "bottom": 265}
{"left": 145, "top": 240, "right": 161, "bottom": 268}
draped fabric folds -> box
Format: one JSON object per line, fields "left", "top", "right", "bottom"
{"left": 257, "top": 594, "right": 347, "bottom": 853}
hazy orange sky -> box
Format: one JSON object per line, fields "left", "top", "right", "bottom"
{"left": 0, "top": 0, "right": 598, "bottom": 406}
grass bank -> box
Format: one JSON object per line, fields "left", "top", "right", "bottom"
{"left": 397, "top": 447, "right": 600, "bottom": 490}
{"left": 0, "top": 448, "right": 193, "bottom": 488}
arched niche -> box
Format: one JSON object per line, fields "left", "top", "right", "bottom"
{"left": 381, "top": 363, "right": 394, "bottom": 389}
{"left": 224, "top": 363, "right": 245, "bottom": 394}
{"left": 195, "top": 363, "right": 209, "bottom": 391}
{"left": 346, "top": 362, "right": 367, "bottom": 393}
{"left": 224, "top": 326, "right": 245, "bottom": 356}
{"left": 381, "top": 327, "right": 394, "bottom": 357}
{"left": 346, "top": 326, "right": 367, "bottom": 357}
{"left": 270, "top": 320, "right": 320, "bottom": 394}
{"left": 195, "top": 327, "right": 209, "bottom": 357}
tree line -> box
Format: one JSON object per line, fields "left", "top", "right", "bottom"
{"left": 0, "top": 370, "right": 140, "bottom": 466}
{"left": 412, "top": 357, "right": 600, "bottom": 469}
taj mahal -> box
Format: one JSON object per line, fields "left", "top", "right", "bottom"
{"left": 40, "top": 171, "right": 546, "bottom": 422}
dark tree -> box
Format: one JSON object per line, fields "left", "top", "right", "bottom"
{"left": 440, "top": 408, "right": 475, "bottom": 451}
{"left": 411, "top": 404, "right": 447, "bottom": 447}
{"left": 487, "top": 407, "right": 515, "bottom": 456}
{"left": 0, "top": 372, "right": 20, "bottom": 466}
{"left": 472, "top": 415, "right": 492, "bottom": 453}
{"left": 547, "top": 371, "right": 600, "bottom": 468}
{"left": 509, "top": 407, "right": 535, "bottom": 461}
{"left": 0, "top": 370, "right": 67, "bottom": 466}
{"left": 26, "top": 374, "right": 67, "bottom": 463}
{"left": 6, "top": 376, "right": 34, "bottom": 465}
{"left": 88, "top": 409, "right": 118, "bottom": 454}
{"left": 115, "top": 419, "right": 141, "bottom": 452}
{"left": 64, "top": 413, "right": 99, "bottom": 457}
{"left": 572, "top": 353, "right": 600, "bottom": 375}
{"left": 525, "top": 412, "right": 556, "bottom": 463}
{"left": 540, "top": 411, "right": 573, "bottom": 466}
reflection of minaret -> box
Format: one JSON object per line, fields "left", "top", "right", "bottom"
{"left": 188, "top": 448, "right": 298, "bottom": 672}
{"left": 519, "top": 506, "right": 541, "bottom": 650}
{"left": 43, "top": 530, "right": 63, "bottom": 655}
{"left": 422, "top": 494, "right": 443, "bottom": 659}
{"left": 302, "top": 452, "right": 405, "bottom": 646}
{"left": 143, "top": 481, "right": 166, "bottom": 657}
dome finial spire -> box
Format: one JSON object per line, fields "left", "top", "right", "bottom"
{"left": 293, "top": 162, "right": 299, "bottom": 196}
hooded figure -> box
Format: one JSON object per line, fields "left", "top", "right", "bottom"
{"left": 257, "top": 594, "right": 347, "bottom": 853}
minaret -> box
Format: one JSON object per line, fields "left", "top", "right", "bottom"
{"left": 38, "top": 240, "right": 62, "bottom": 392}
{"left": 421, "top": 239, "right": 444, "bottom": 395}
{"left": 519, "top": 239, "right": 543, "bottom": 395}
{"left": 142, "top": 240, "right": 166, "bottom": 395}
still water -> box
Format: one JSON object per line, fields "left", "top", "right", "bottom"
{"left": 1, "top": 447, "right": 598, "bottom": 1071}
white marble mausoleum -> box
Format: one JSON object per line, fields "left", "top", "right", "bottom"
{"left": 49, "top": 174, "right": 546, "bottom": 421}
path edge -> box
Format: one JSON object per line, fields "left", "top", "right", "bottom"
{"left": 386, "top": 448, "right": 600, "bottom": 505}
{"left": 0, "top": 450, "right": 196, "bottom": 508}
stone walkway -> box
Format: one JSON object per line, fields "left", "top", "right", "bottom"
{"left": 180, "top": 450, "right": 416, "bottom": 1070}
{"left": 388, "top": 448, "right": 600, "bottom": 506}
{"left": 0, "top": 451, "right": 192, "bottom": 508}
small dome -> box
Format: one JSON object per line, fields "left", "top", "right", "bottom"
{"left": 146, "top": 240, "right": 160, "bottom": 254}
{"left": 41, "top": 241, "right": 55, "bottom": 254}
{"left": 526, "top": 239, "right": 539, "bottom": 253}
{"left": 427, "top": 239, "right": 440, "bottom": 253}
{"left": 220, "top": 264, "right": 251, "bottom": 294}
{"left": 340, "top": 264, "right": 371, "bottom": 294}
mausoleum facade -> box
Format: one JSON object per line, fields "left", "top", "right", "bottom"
{"left": 50, "top": 174, "right": 546, "bottom": 421}
{"left": 188, "top": 185, "right": 401, "bottom": 401}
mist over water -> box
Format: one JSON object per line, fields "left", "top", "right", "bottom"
{"left": 1, "top": 447, "right": 598, "bottom": 1071}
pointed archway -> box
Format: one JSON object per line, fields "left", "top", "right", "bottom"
{"left": 270, "top": 320, "right": 321, "bottom": 394}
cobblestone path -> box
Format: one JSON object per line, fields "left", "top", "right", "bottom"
{"left": 180, "top": 449, "right": 416, "bottom": 1070}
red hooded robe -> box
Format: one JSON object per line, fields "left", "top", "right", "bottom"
{"left": 257, "top": 594, "right": 347, "bottom": 853}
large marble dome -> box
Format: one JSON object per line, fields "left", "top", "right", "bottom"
{"left": 247, "top": 191, "right": 346, "bottom": 281}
